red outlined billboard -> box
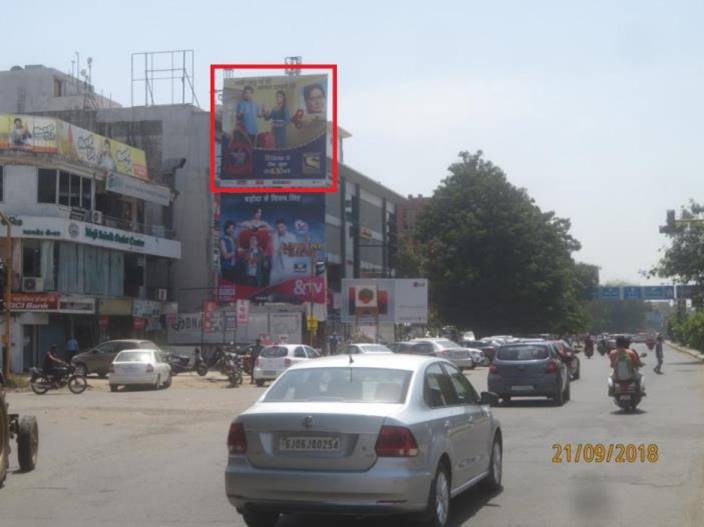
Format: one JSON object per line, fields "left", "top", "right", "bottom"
{"left": 210, "top": 64, "right": 337, "bottom": 193}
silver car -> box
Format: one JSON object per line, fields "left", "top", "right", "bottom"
{"left": 410, "top": 338, "right": 481, "bottom": 370}
{"left": 225, "top": 354, "right": 502, "bottom": 527}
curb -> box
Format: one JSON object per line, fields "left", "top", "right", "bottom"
{"left": 666, "top": 340, "right": 704, "bottom": 363}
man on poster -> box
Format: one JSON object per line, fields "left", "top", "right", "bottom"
{"left": 271, "top": 218, "right": 298, "bottom": 283}
{"left": 235, "top": 85, "right": 264, "bottom": 145}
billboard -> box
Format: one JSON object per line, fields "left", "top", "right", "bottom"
{"left": 0, "top": 114, "right": 148, "bottom": 181}
{"left": 215, "top": 193, "right": 326, "bottom": 306}
{"left": 219, "top": 74, "right": 328, "bottom": 189}
{"left": 341, "top": 279, "right": 429, "bottom": 324}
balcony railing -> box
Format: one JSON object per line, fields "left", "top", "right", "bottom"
{"left": 100, "top": 214, "right": 176, "bottom": 240}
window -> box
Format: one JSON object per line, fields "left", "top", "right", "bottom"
{"left": 496, "top": 345, "right": 549, "bottom": 361}
{"left": 82, "top": 178, "right": 92, "bottom": 210}
{"left": 22, "top": 240, "right": 42, "bottom": 278}
{"left": 53, "top": 78, "right": 63, "bottom": 97}
{"left": 58, "top": 171, "right": 70, "bottom": 206}
{"left": 260, "top": 346, "right": 288, "bottom": 358}
{"left": 294, "top": 346, "right": 307, "bottom": 358}
{"left": 424, "top": 363, "right": 457, "bottom": 407}
{"left": 70, "top": 174, "right": 81, "bottom": 207}
{"left": 38, "top": 168, "right": 57, "bottom": 203}
{"left": 443, "top": 363, "right": 479, "bottom": 404}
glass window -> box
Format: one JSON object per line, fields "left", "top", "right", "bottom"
{"left": 38, "top": 168, "right": 57, "bottom": 204}
{"left": 22, "top": 240, "right": 41, "bottom": 278}
{"left": 70, "top": 174, "right": 81, "bottom": 208}
{"left": 58, "top": 171, "right": 70, "bottom": 206}
{"left": 114, "top": 351, "right": 154, "bottom": 363}
{"left": 95, "top": 342, "right": 116, "bottom": 354}
{"left": 82, "top": 178, "right": 92, "bottom": 210}
{"left": 496, "top": 345, "right": 549, "bottom": 361}
{"left": 263, "top": 367, "right": 412, "bottom": 403}
{"left": 443, "top": 363, "right": 479, "bottom": 404}
{"left": 294, "top": 346, "right": 306, "bottom": 358}
{"left": 424, "top": 363, "right": 457, "bottom": 407}
{"left": 260, "top": 346, "right": 288, "bottom": 358}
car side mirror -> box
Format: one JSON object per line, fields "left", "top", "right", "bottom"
{"left": 479, "top": 391, "right": 499, "bottom": 406}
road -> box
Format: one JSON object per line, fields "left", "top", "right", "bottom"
{"left": 1, "top": 343, "right": 702, "bottom": 527}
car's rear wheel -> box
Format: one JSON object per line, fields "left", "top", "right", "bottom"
{"left": 154, "top": 375, "right": 161, "bottom": 390}
{"left": 74, "top": 363, "right": 87, "bottom": 377}
{"left": 554, "top": 383, "right": 565, "bottom": 406}
{"left": 413, "top": 462, "right": 451, "bottom": 527}
{"left": 241, "top": 508, "right": 279, "bottom": 527}
{"left": 501, "top": 395, "right": 511, "bottom": 405}
{"left": 479, "top": 435, "right": 502, "bottom": 491}
{"left": 162, "top": 375, "right": 172, "bottom": 389}
{"left": 572, "top": 362, "right": 580, "bottom": 380}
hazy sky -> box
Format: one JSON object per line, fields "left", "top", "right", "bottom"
{"left": 5, "top": 0, "right": 703, "bottom": 284}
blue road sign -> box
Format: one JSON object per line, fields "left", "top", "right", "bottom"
{"left": 598, "top": 287, "right": 622, "bottom": 300}
{"left": 623, "top": 286, "right": 643, "bottom": 300}
{"left": 676, "top": 285, "right": 696, "bottom": 299}
{"left": 642, "top": 286, "right": 674, "bottom": 300}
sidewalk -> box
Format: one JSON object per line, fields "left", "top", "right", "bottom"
{"left": 666, "top": 340, "right": 704, "bottom": 363}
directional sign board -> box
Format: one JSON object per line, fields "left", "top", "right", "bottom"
{"left": 676, "top": 285, "right": 696, "bottom": 299}
{"left": 598, "top": 287, "right": 622, "bottom": 300}
{"left": 642, "top": 286, "right": 674, "bottom": 300}
{"left": 622, "top": 286, "right": 643, "bottom": 300}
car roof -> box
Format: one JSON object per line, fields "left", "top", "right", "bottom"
{"left": 104, "top": 339, "right": 154, "bottom": 344}
{"left": 263, "top": 344, "right": 306, "bottom": 349}
{"left": 115, "top": 348, "right": 156, "bottom": 355}
{"left": 286, "top": 353, "right": 440, "bottom": 372}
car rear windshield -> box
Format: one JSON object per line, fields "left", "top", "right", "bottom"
{"left": 115, "top": 351, "right": 154, "bottom": 363}
{"left": 264, "top": 367, "right": 412, "bottom": 403}
{"left": 497, "top": 345, "right": 549, "bottom": 361}
{"left": 261, "top": 346, "right": 288, "bottom": 358}
{"left": 138, "top": 342, "right": 157, "bottom": 349}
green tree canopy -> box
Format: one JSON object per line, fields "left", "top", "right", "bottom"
{"left": 413, "top": 151, "right": 587, "bottom": 336}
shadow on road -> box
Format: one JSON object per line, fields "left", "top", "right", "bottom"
{"left": 610, "top": 408, "right": 647, "bottom": 416}
{"left": 666, "top": 361, "right": 703, "bottom": 366}
{"left": 497, "top": 399, "right": 557, "bottom": 408}
{"left": 448, "top": 487, "right": 503, "bottom": 527}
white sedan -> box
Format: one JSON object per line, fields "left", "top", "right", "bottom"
{"left": 253, "top": 344, "right": 318, "bottom": 387}
{"left": 108, "top": 349, "right": 172, "bottom": 392}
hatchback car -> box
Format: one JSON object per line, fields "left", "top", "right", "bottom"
{"left": 488, "top": 343, "right": 570, "bottom": 405}
{"left": 71, "top": 339, "right": 160, "bottom": 377}
{"left": 225, "top": 354, "right": 502, "bottom": 527}
{"left": 253, "top": 344, "right": 318, "bottom": 387}
{"left": 410, "top": 338, "right": 482, "bottom": 370}
{"left": 108, "top": 349, "right": 171, "bottom": 392}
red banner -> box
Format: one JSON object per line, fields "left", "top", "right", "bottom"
{"left": 217, "top": 276, "right": 325, "bottom": 304}
{"left": 10, "top": 293, "right": 59, "bottom": 311}
{"left": 98, "top": 316, "right": 109, "bottom": 329}
{"left": 132, "top": 317, "right": 146, "bottom": 331}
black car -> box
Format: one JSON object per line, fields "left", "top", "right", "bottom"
{"left": 461, "top": 340, "right": 497, "bottom": 363}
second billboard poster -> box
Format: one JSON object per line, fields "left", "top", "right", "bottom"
{"left": 215, "top": 193, "right": 326, "bottom": 306}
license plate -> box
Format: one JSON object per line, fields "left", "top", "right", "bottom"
{"left": 511, "top": 385, "right": 533, "bottom": 391}
{"left": 263, "top": 370, "right": 276, "bottom": 376}
{"left": 619, "top": 395, "right": 631, "bottom": 401}
{"left": 279, "top": 436, "right": 340, "bottom": 452}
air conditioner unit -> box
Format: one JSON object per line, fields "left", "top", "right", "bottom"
{"left": 22, "top": 277, "right": 44, "bottom": 292}
{"left": 156, "top": 288, "right": 168, "bottom": 301}
{"left": 90, "top": 210, "right": 103, "bottom": 224}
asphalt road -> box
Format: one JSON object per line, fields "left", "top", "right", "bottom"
{"left": 1, "top": 343, "right": 702, "bottom": 527}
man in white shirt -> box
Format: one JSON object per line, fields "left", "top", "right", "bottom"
{"left": 270, "top": 218, "right": 298, "bottom": 283}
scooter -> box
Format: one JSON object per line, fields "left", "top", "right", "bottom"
{"left": 584, "top": 341, "right": 594, "bottom": 358}
{"left": 608, "top": 352, "right": 647, "bottom": 412}
{"left": 167, "top": 349, "right": 205, "bottom": 376}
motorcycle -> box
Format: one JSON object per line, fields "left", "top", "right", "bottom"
{"left": 223, "top": 353, "right": 244, "bottom": 388}
{"left": 30, "top": 365, "right": 87, "bottom": 395}
{"left": 584, "top": 340, "right": 594, "bottom": 358}
{"left": 168, "top": 349, "right": 205, "bottom": 375}
{"left": 196, "top": 347, "right": 226, "bottom": 376}
{"left": 608, "top": 352, "right": 647, "bottom": 412}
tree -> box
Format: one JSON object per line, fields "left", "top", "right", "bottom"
{"left": 412, "top": 150, "right": 587, "bottom": 336}
{"left": 585, "top": 299, "right": 649, "bottom": 333}
{"left": 653, "top": 200, "right": 704, "bottom": 304}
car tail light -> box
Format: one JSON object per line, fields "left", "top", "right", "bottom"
{"left": 146, "top": 364, "right": 154, "bottom": 373}
{"left": 375, "top": 426, "right": 419, "bottom": 457}
{"left": 227, "top": 422, "right": 247, "bottom": 455}
{"left": 545, "top": 361, "right": 558, "bottom": 373}
{"left": 284, "top": 358, "right": 292, "bottom": 367}
{"left": 489, "top": 364, "right": 498, "bottom": 374}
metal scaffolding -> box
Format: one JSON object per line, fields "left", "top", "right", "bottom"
{"left": 131, "top": 50, "right": 200, "bottom": 107}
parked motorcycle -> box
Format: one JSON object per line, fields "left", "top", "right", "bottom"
{"left": 223, "top": 353, "right": 244, "bottom": 387}
{"left": 196, "top": 347, "right": 226, "bottom": 376}
{"left": 168, "top": 348, "right": 205, "bottom": 375}
{"left": 30, "top": 365, "right": 87, "bottom": 395}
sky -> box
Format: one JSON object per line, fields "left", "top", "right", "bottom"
{"left": 4, "top": 0, "right": 703, "bottom": 284}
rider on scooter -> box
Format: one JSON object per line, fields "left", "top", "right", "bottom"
{"left": 608, "top": 335, "right": 645, "bottom": 396}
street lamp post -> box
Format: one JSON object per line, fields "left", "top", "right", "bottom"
{"left": 0, "top": 209, "right": 12, "bottom": 378}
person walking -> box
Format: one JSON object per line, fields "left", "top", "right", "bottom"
{"left": 65, "top": 335, "right": 79, "bottom": 362}
{"left": 654, "top": 333, "right": 665, "bottom": 374}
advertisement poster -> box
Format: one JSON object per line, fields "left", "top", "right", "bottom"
{"left": 341, "top": 279, "right": 429, "bottom": 324}
{"left": 0, "top": 114, "right": 148, "bottom": 181}
{"left": 220, "top": 74, "right": 328, "bottom": 188}
{"left": 216, "top": 193, "right": 326, "bottom": 305}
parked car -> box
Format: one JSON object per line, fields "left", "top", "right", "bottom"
{"left": 225, "top": 354, "right": 503, "bottom": 527}
{"left": 389, "top": 341, "right": 435, "bottom": 355}
{"left": 343, "top": 343, "right": 393, "bottom": 354}
{"left": 460, "top": 340, "right": 497, "bottom": 364}
{"left": 71, "top": 339, "right": 160, "bottom": 377}
{"left": 551, "top": 340, "right": 580, "bottom": 380}
{"left": 108, "top": 349, "right": 172, "bottom": 392}
{"left": 410, "top": 338, "right": 482, "bottom": 370}
{"left": 253, "top": 344, "right": 318, "bottom": 387}
{"left": 488, "top": 342, "right": 571, "bottom": 405}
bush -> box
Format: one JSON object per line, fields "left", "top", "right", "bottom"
{"left": 4, "top": 373, "right": 29, "bottom": 390}
{"left": 670, "top": 311, "right": 704, "bottom": 352}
